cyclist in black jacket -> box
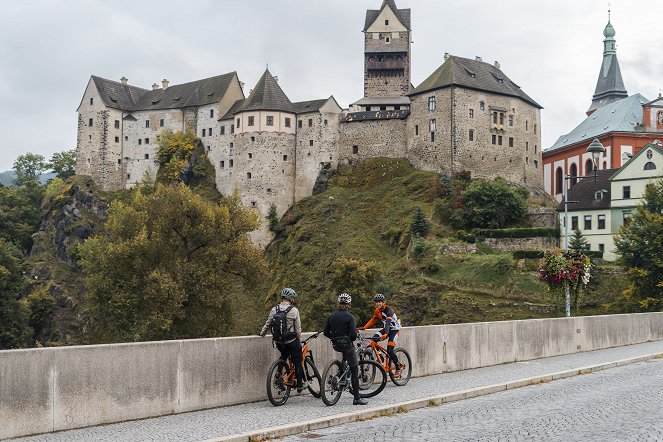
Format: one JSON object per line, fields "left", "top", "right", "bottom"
{"left": 323, "top": 293, "right": 368, "bottom": 405}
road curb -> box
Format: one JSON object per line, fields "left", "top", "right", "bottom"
{"left": 204, "top": 352, "right": 663, "bottom": 442}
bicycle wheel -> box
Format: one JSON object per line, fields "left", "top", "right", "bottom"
{"left": 357, "top": 348, "right": 377, "bottom": 387}
{"left": 304, "top": 356, "right": 322, "bottom": 398}
{"left": 389, "top": 348, "right": 412, "bottom": 386}
{"left": 357, "top": 360, "right": 387, "bottom": 398}
{"left": 266, "top": 359, "right": 291, "bottom": 406}
{"left": 321, "top": 360, "right": 344, "bottom": 406}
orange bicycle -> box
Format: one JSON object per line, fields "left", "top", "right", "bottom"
{"left": 358, "top": 333, "right": 412, "bottom": 386}
{"left": 266, "top": 331, "right": 323, "bottom": 406}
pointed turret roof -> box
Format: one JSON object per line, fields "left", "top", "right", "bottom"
{"left": 220, "top": 69, "right": 294, "bottom": 119}
{"left": 587, "top": 15, "right": 628, "bottom": 115}
{"left": 364, "top": 0, "right": 411, "bottom": 31}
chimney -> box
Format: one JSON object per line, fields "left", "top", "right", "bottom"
{"left": 475, "top": 56, "right": 482, "bottom": 62}
{"left": 494, "top": 61, "right": 501, "bottom": 69}
{"left": 444, "top": 52, "right": 450, "bottom": 61}
{"left": 152, "top": 83, "right": 160, "bottom": 90}
{"left": 162, "top": 79, "right": 169, "bottom": 90}
{"left": 273, "top": 76, "right": 279, "bottom": 83}
{"left": 120, "top": 76, "right": 128, "bottom": 85}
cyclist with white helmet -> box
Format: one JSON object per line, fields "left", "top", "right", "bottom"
{"left": 359, "top": 293, "right": 402, "bottom": 376}
{"left": 323, "top": 293, "right": 368, "bottom": 405}
{"left": 260, "top": 288, "right": 307, "bottom": 392}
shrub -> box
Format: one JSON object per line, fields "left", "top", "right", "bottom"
{"left": 456, "top": 230, "right": 476, "bottom": 243}
{"left": 512, "top": 250, "right": 546, "bottom": 259}
{"left": 425, "top": 261, "right": 441, "bottom": 274}
{"left": 472, "top": 227, "right": 559, "bottom": 239}
{"left": 453, "top": 177, "right": 529, "bottom": 229}
{"left": 411, "top": 235, "right": 426, "bottom": 260}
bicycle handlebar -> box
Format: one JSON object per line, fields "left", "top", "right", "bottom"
{"left": 302, "top": 330, "right": 324, "bottom": 344}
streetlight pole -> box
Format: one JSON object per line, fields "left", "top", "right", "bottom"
{"left": 563, "top": 174, "right": 578, "bottom": 317}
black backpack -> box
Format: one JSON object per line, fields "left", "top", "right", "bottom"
{"left": 270, "top": 305, "right": 294, "bottom": 344}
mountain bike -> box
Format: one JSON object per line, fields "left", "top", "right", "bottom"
{"left": 321, "top": 337, "right": 387, "bottom": 406}
{"left": 266, "top": 331, "right": 323, "bottom": 406}
{"left": 358, "top": 332, "right": 412, "bottom": 386}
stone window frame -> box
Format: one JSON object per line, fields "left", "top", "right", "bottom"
{"left": 428, "top": 96, "right": 436, "bottom": 111}
{"left": 229, "top": 159, "right": 234, "bottom": 168}
{"left": 508, "top": 137, "right": 514, "bottom": 147}
{"left": 469, "top": 109, "right": 474, "bottom": 118}
{"left": 236, "top": 118, "right": 241, "bottom": 128}
{"left": 385, "top": 19, "right": 389, "bottom": 25}
{"left": 415, "top": 125, "right": 419, "bottom": 136}
{"left": 210, "top": 109, "right": 214, "bottom": 118}
{"left": 160, "top": 119, "right": 164, "bottom": 127}
{"left": 248, "top": 116, "right": 255, "bottom": 126}
{"left": 499, "top": 113, "right": 504, "bottom": 125}
{"left": 202, "top": 128, "right": 206, "bottom": 137}
{"left": 324, "top": 119, "right": 328, "bottom": 126}
{"left": 309, "top": 140, "right": 314, "bottom": 147}
{"left": 266, "top": 116, "right": 274, "bottom": 126}
{"left": 145, "top": 120, "right": 150, "bottom": 128}
{"left": 247, "top": 172, "right": 252, "bottom": 179}
{"left": 144, "top": 153, "right": 150, "bottom": 160}
{"left": 88, "top": 118, "right": 93, "bottom": 127}
{"left": 285, "top": 117, "right": 291, "bottom": 128}
{"left": 138, "top": 139, "right": 142, "bottom": 146}
{"left": 248, "top": 153, "right": 253, "bottom": 159}
{"left": 498, "top": 135, "right": 503, "bottom": 146}
{"left": 231, "top": 124, "right": 235, "bottom": 134}
{"left": 283, "top": 155, "right": 288, "bottom": 161}
{"left": 429, "top": 119, "right": 436, "bottom": 133}
{"left": 479, "top": 101, "right": 485, "bottom": 111}
{"left": 114, "top": 120, "right": 120, "bottom": 129}
{"left": 209, "top": 127, "right": 212, "bottom": 136}
{"left": 526, "top": 142, "right": 529, "bottom": 151}
{"left": 145, "top": 138, "right": 149, "bottom": 144}
{"left": 220, "top": 160, "right": 225, "bottom": 169}
{"left": 508, "top": 115, "right": 513, "bottom": 126}
{"left": 308, "top": 118, "right": 313, "bottom": 127}
{"left": 491, "top": 134, "right": 497, "bottom": 145}
{"left": 114, "top": 136, "right": 119, "bottom": 143}
{"left": 220, "top": 125, "right": 225, "bottom": 135}
{"left": 298, "top": 120, "right": 303, "bottom": 128}
{"left": 526, "top": 120, "right": 528, "bottom": 131}
{"left": 352, "top": 145, "right": 359, "bottom": 154}
{"left": 534, "top": 160, "right": 539, "bottom": 168}
{"left": 90, "top": 97, "right": 93, "bottom": 105}
{"left": 468, "top": 129, "right": 474, "bottom": 141}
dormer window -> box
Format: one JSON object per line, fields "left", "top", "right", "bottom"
{"left": 464, "top": 68, "right": 476, "bottom": 78}
{"left": 595, "top": 189, "right": 607, "bottom": 200}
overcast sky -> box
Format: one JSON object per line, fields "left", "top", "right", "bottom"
{"left": 0, "top": 0, "right": 661, "bottom": 172}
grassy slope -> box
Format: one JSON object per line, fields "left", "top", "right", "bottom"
{"left": 260, "top": 158, "right": 628, "bottom": 333}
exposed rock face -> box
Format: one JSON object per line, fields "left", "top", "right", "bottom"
{"left": 312, "top": 162, "right": 335, "bottom": 195}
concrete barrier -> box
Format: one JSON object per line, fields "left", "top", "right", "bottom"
{"left": 1, "top": 312, "right": 662, "bottom": 440}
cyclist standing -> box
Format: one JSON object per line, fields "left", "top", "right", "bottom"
{"left": 323, "top": 293, "right": 368, "bottom": 406}
{"left": 359, "top": 293, "right": 402, "bottom": 376}
{"left": 260, "top": 288, "right": 307, "bottom": 392}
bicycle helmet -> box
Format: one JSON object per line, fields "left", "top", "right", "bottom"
{"left": 373, "top": 294, "right": 386, "bottom": 302}
{"left": 281, "top": 288, "right": 297, "bottom": 300}
{"left": 338, "top": 293, "right": 352, "bottom": 304}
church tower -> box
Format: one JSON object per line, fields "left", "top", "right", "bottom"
{"left": 587, "top": 13, "right": 628, "bottom": 115}
{"left": 363, "top": 0, "right": 411, "bottom": 98}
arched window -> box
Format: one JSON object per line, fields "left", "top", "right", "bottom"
{"left": 585, "top": 159, "right": 593, "bottom": 174}
{"left": 644, "top": 162, "right": 657, "bottom": 170}
{"left": 555, "top": 167, "right": 563, "bottom": 194}
{"left": 657, "top": 111, "right": 663, "bottom": 125}
{"left": 569, "top": 163, "right": 578, "bottom": 186}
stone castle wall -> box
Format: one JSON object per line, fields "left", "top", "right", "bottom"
{"left": 407, "top": 88, "right": 453, "bottom": 172}
{"left": 338, "top": 118, "right": 407, "bottom": 165}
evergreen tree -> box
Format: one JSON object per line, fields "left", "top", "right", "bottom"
{"left": 267, "top": 204, "right": 279, "bottom": 232}
{"left": 410, "top": 207, "right": 430, "bottom": 237}
{"left": 0, "top": 238, "right": 31, "bottom": 349}
{"left": 614, "top": 179, "right": 663, "bottom": 312}
{"left": 569, "top": 229, "right": 589, "bottom": 253}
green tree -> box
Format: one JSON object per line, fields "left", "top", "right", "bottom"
{"left": 453, "top": 177, "right": 528, "bottom": 229}
{"left": 411, "top": 235, "right": 427, "bottom": 260}
{"left": 267, "top": 204, "right": 279, "bottom": 232}
{"left": 79, "top": 184, "right": 267, "bottom": 342}
{"left": 155, "top": 129, "right": 198, "bottom": 183}
{"left": 410, "top": 206, "right": 430, "bottom": 237}
{"left": 49, "top": 149, "right": 77, "bottom": 180}
{"left": 0, "top": 182, "right": 44, "bottom": 252}
{"left": 569, "top": 229, "right": 589, "bottom": 253}
{"left": 0, "top": 238, "right": 31, "bottom": 349}
{"left": 614, "top": 180, "right": 663, "bottom": 312}
{"left": 330, "top": 257, "right": 381, "bottom": 325}
{"left": 13, "top": 153, "right": 47, "bottom": 186}
{"left": 24, "top": 287, "right": 56, "bottom": 346}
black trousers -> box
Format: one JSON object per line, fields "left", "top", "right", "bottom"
{"left": 338, "top": 346, "right": 360, "bottom": 400}
{"left": 277, "top": 340, "right": 305, "bottom": 387}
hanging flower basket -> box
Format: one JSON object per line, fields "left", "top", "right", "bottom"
{"left": 537, "top": 248, "right": 592, "bottom": 311}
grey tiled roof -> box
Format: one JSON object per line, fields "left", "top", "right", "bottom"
{"left": 292, "top": 99, "right": 328, "bottom": 114}
{"left": 92, "top": 73, "right": 237, "bottom": 112}
{"left": 546, "top": 94, "right": 648, "bottom": 152}
{"left": 219, "top": 70, "right": 294, "bottom": 120}
{"left": 556, "top": 169, "right": 616, "bottom": 212}
{"left": 364, "top": 0, "right": 411, "bottom": 31}
{"left": 409, "top": 56, "right": 542, "bottom": 109}
{"left": 91, "top": 76, "right": 149, "bottom": 110}
{"left": 344, "top": 109, "right": 409, "bottom": 122}
{"left": 130, "top": 72, "right": 237, "bottom": 111}
{"left": 587, "top": 54, "right": 628, "bottom": 114}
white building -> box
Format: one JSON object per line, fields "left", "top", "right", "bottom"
{"left": 559, "top": 142, "right": 663, "bottom": 260}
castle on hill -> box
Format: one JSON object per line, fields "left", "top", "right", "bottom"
{"left": 76, "top": 0, "right": 543, "bottom": 244}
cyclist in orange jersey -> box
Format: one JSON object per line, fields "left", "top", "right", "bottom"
{"left": 358, "top": 294, "right": 401, "bottom": 376}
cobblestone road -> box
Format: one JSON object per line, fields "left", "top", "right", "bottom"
{"left": 11, "top": 341, "right": 663, "bottom": 442}
{"left": 286, "top": 358, "right": 663, "bottom": 442}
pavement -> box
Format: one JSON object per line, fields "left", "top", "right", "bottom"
{"left": 285, "top": 357, "right": 663, "bottom": 442}
{"left": 10, "top": 340, "right": 663, "bottom": 442}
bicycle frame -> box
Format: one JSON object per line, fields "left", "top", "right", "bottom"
{"left": 363, "top": 337, "right": 394, "bottom": 372}
{"left": 282, "top": 331, "right": 320, "bottom": 386}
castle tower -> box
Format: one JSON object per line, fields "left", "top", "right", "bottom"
{"left": 587, "top": 13, "right": 628, "bottom": 115}
{"left": 363, "top": 0, "right": 411, "bottom": 99}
